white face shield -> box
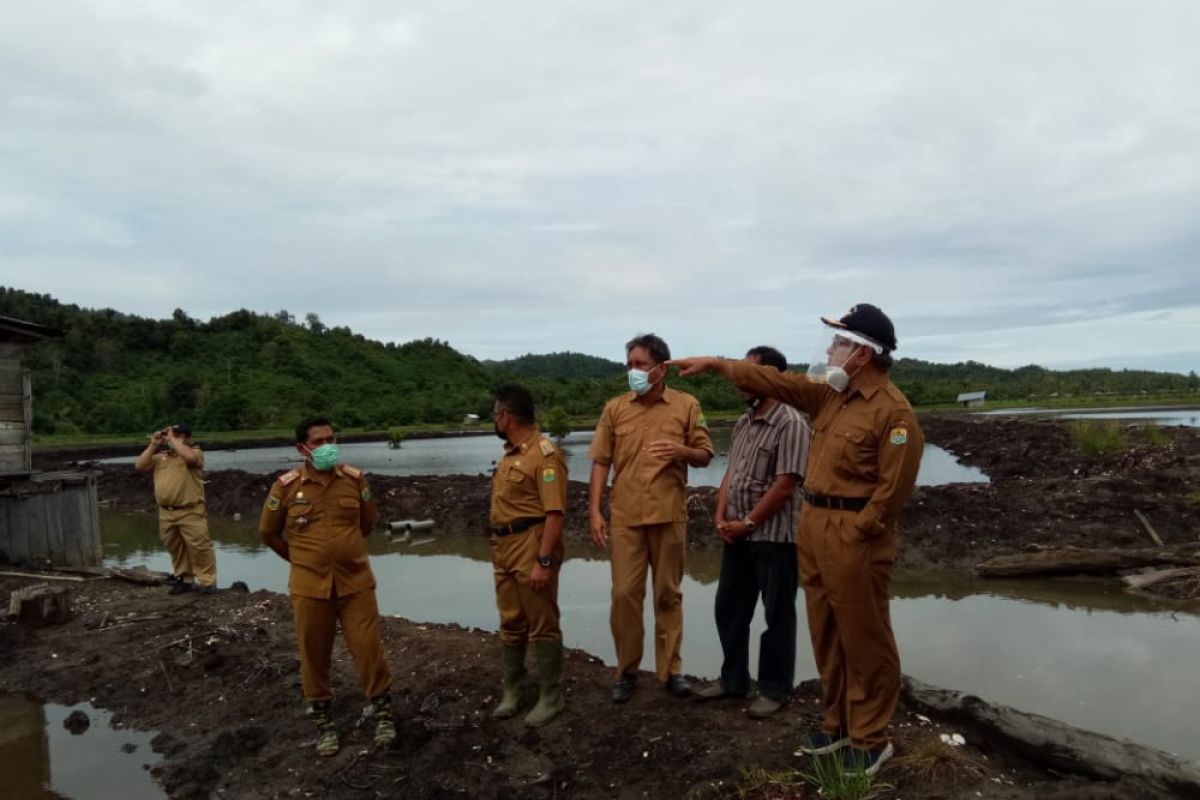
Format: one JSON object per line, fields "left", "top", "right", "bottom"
{"left": 806, "top": 331, "right": 884, "bottom": 392}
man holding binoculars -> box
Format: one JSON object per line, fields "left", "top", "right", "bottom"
{"left": 135, "top": 423, "right": 218, "bottom": 594}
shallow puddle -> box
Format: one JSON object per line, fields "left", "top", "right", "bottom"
{"left": 101, "top": 510, "right": 1200, "bottom": 761}
{"left": 0, "top": 694, "right": 163, "bottom": 799}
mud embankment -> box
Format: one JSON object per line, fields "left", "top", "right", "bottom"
{"left": 39, "top": 414, "right": 1200, "bottom": 582}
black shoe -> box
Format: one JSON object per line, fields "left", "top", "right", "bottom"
{"left": 665, "top": 674, "right": 692, "bottom": 697}
{"left": 611, "top": 675, "right": 635, "bottom": 704}
{"left": 194, "top": 584, "right": 219, "bottom": 595}
{"left": 168, "top": 581, "right": 193, "bottom": 595}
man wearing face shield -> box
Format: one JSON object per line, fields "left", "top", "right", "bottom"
{"left": 258, "top": 417, "right": 395, "bottom": 758}
{"left": 672, "top": 304, "right": 924, "bottom": 776}
{"left": 589, "top": 333, "right": 715, "bottom": 703}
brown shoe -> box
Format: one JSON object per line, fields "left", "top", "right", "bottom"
{"left": 746, "top": 695, "right": 782, "bottom": 718}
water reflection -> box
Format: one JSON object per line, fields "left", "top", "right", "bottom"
{"left": 101, "top": 430, "right": 987, "bottom": 486}
{"left": 101, "top": 510, "right": 1199, "bottom": 761}
{"left": 0, "top": 694, "right": 163, "bottom": 800}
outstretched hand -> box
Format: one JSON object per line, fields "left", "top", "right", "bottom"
{"left": 667, "top": 357, "right": 717, "bottom": 377}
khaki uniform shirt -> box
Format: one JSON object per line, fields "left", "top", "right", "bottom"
{"left": 152, "top": 449, "right": 205, "bottom": 508}
{"left": 490, "top": 429, "right": 568, "bottom": 526}
{"left": 731, "top": 361, "right": 923, "bottom": 539}
{"left": 257, "top": 464, "right": 379, "bottom": 599}
{"left": 589, "top": 387, "right": 715, "bottom": 527}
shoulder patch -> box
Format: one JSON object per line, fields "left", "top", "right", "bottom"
{"left": 361, "top": 484, "right": 372, "bottom": 502}
{"left": 539, "top": 438, "right": 556, "bottom": 456}
{"left": 266, "top": 495, "right": 281, "bottom": 511}
{"left": 341, "top": 465, "right": 363, "bottom": 479}
{"left": 276, "top": 469, "right": 300, "bottom": 486}
{"left": 542, "top": 466, "right": 556, "bottom": 483}
{"left": 697, "top": 413, "right": 709, "bottom": 429}
{"left": 889, "top": 427, "right": 909, "bottom": 446}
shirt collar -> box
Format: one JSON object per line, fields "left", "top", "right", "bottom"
{"left": 849, "top": 368, "right": 887, "bottom": 400}
{"left": 746, "top": 400, "right": 787, "bottom": 426}
{"left": 504, "top": 429, "right": 540, "bottom": 455}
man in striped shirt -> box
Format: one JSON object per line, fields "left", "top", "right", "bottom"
{"left": 694, "top": 346, "right": 810, "bottom": 718}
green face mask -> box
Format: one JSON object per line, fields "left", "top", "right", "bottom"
{"left": 308, "top": 443, "right": 339, "bottom": 471}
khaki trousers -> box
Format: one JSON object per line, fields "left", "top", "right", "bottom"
{"left": 610, "top": 521, "right": 686, "bottom": 681}
{"left": 797, "top": 506, "right": 900, "bottom": 750}
{"left": 491, "top": 525, "right": 563, "bottom": 645}
{"left": 291, "top": 589, "right": 392, "bottom": 702}
{"left": 157, "top": 505, "right": 216, "bottom": 587}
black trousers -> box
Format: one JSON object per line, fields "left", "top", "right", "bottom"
{"left": 714, "top": 539, "right": 798, "bottom": 700}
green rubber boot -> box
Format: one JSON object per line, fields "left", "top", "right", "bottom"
{"left": 523, "top": 641, "right": 565, "bottom": 728}
{"left": 491, "top": 643, "right": 527, "bottom": 719}
{"left": 370, "top": 694, "right": 396, "bottom": 748}
{"left": 309, "top": 700, "right": 339, "bottom": 758}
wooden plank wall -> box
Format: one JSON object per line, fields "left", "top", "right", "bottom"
{"left": 0, "top": 342, "right": 29, "bottom": 472}
{"left": 0, "top": 474, "right": 103, "bottom": 567}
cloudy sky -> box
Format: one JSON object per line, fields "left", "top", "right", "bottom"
{"left": 3, "top": 1, "right": 1199, "bottom": 372}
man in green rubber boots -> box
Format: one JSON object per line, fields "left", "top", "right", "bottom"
{"left": 488, "top": 385, "right": 569, "bottom": 727}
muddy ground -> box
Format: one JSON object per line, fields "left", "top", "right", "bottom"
{"left": 7, "top": 413, "right": 1200, "bottom": 799}
{"left": 0, "top": 575, "right": 1185, "bottom": 800}
{"left": 37, "top": 413, "right": 1200, "bottom": 580}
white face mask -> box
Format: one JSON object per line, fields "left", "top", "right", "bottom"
{"left": 807, "top": 361, "right": 853, "bottom": 392}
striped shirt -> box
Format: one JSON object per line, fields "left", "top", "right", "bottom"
{"left": 722, "top": 401, "right": 811, "bottom": 544}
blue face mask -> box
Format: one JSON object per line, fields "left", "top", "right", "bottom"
{"left": 628, "top": 365, "right": 662, "bottom": 396}
{"left": 308, "top": 443, "right": 339, "bottom": 471}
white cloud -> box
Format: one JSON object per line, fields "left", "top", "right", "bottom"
{"left": 2, "top": 0, "right": 1199, "bottom": 372}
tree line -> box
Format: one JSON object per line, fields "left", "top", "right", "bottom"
{"left": 1, "top": 287, "right": 1195, "bottom": 436}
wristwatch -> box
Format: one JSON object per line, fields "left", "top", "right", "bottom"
{"left": 742, "top": 517, "right": 757, "bottom": 532}
{"left": 537, "top": 554, "right": 554, "bottom": 568}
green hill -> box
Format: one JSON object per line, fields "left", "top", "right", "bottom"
{"left": 1, "top": 287, "right": 1195, "bottom": 436}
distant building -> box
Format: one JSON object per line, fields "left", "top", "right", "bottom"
{"left": 463, "top": 413, "right": 481, "bottom": 426}
{"left": 956, "top": 390, "right": 987, "bottom": 408}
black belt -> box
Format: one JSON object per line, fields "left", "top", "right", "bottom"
{"left": 490, "top": 517, "right": 545, "bottom": 536}
{"left": 803, "top": 493, "right": 869, "bottom": 512}
{"left": 159, "top": 502, "right": 201, "bottom": 511}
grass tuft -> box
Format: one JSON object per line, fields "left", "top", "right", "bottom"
{"left": 1070, "top": 420, "right": 1128, "bottom": 454}
{"left": 890, "top": 734, "right": 989, "bottom": 785}
{"left": 797, "top": 752, "right": 886, "bottom": 800}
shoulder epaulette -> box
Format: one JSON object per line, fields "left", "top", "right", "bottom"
{"left": 538, "top": 437, "right": 556, "bottom": 456}
{"left": 341, "top": 464, "right": 363, "bottom": 479}
{"left": 276, "top": 469, "right": 300, "bottom": 486}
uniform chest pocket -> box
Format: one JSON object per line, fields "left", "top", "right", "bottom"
{"left": 285, "top": 503, "right": 314, "bottom": 534}
{"left": 751, "top": 446, "right": 777, "bottom": 482}
{"left": 656, "top": 419, "right": 685, "bottom": 442}
{"left": 832, "top": 428, "right": 877, "bottom": 473}
{"left": 334, "top": 497, "right": 360, "bottom": 522}
{"left": 506, "top": 467, "right": 528, "bottom": 484}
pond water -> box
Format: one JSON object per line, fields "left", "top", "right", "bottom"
{"left": 101, "top": 510, "right": 1200, "bottom": 762}
{"left": 101, "top": 430, "right": 988, "bottom": 486}
{"left": 980, "top": 406, "right": 1200, "bottom": 427}
{"left": 0, "top": 694, "right": 163, "bottom": 799}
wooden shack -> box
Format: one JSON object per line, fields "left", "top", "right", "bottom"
{"left": 0, "top": 315, "right": 102, "bottom": 567}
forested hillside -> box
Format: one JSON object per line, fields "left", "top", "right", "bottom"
{"left": 1, "top": 287, "right": 1195, "bottom": 435}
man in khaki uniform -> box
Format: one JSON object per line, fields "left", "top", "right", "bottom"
{"left": 259, "top": 416, "right": 395, "bottom": 758}
{"left": 134, "top": 423, "right": 217, "bottom": 594}
{"left": 589, "top": 333, "right": 714, "bottom": 703}
{"left": 489, "top": 385, "right": 569, "bottom": 727}
{"left": 673, "top": 304, "right": 923, "bottom": 776}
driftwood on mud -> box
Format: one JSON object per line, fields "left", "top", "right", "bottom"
{"left": 902, "top": 676, "right": 1200, "bottom": 799}
{"left": 1122, "top": 566, "right": 1200, "bottom": 591}
{"left": 974, "top": 546, "right": 1200, "bottom": 577}
{"left": 1133, "top": 509, "right": 1165, "bottom": 547}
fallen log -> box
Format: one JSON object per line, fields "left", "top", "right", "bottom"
{"left": 902, "top": 676, "right": 1200, "bottom": 798}
{"left": 1122, "top": 566, "right": 1200, "bottom": 591}
{"left": 107, "top": 566, "right": 171, "bottom": 586}
{"left": 974, "top": 546, "right": 1200, "bottom": 578}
